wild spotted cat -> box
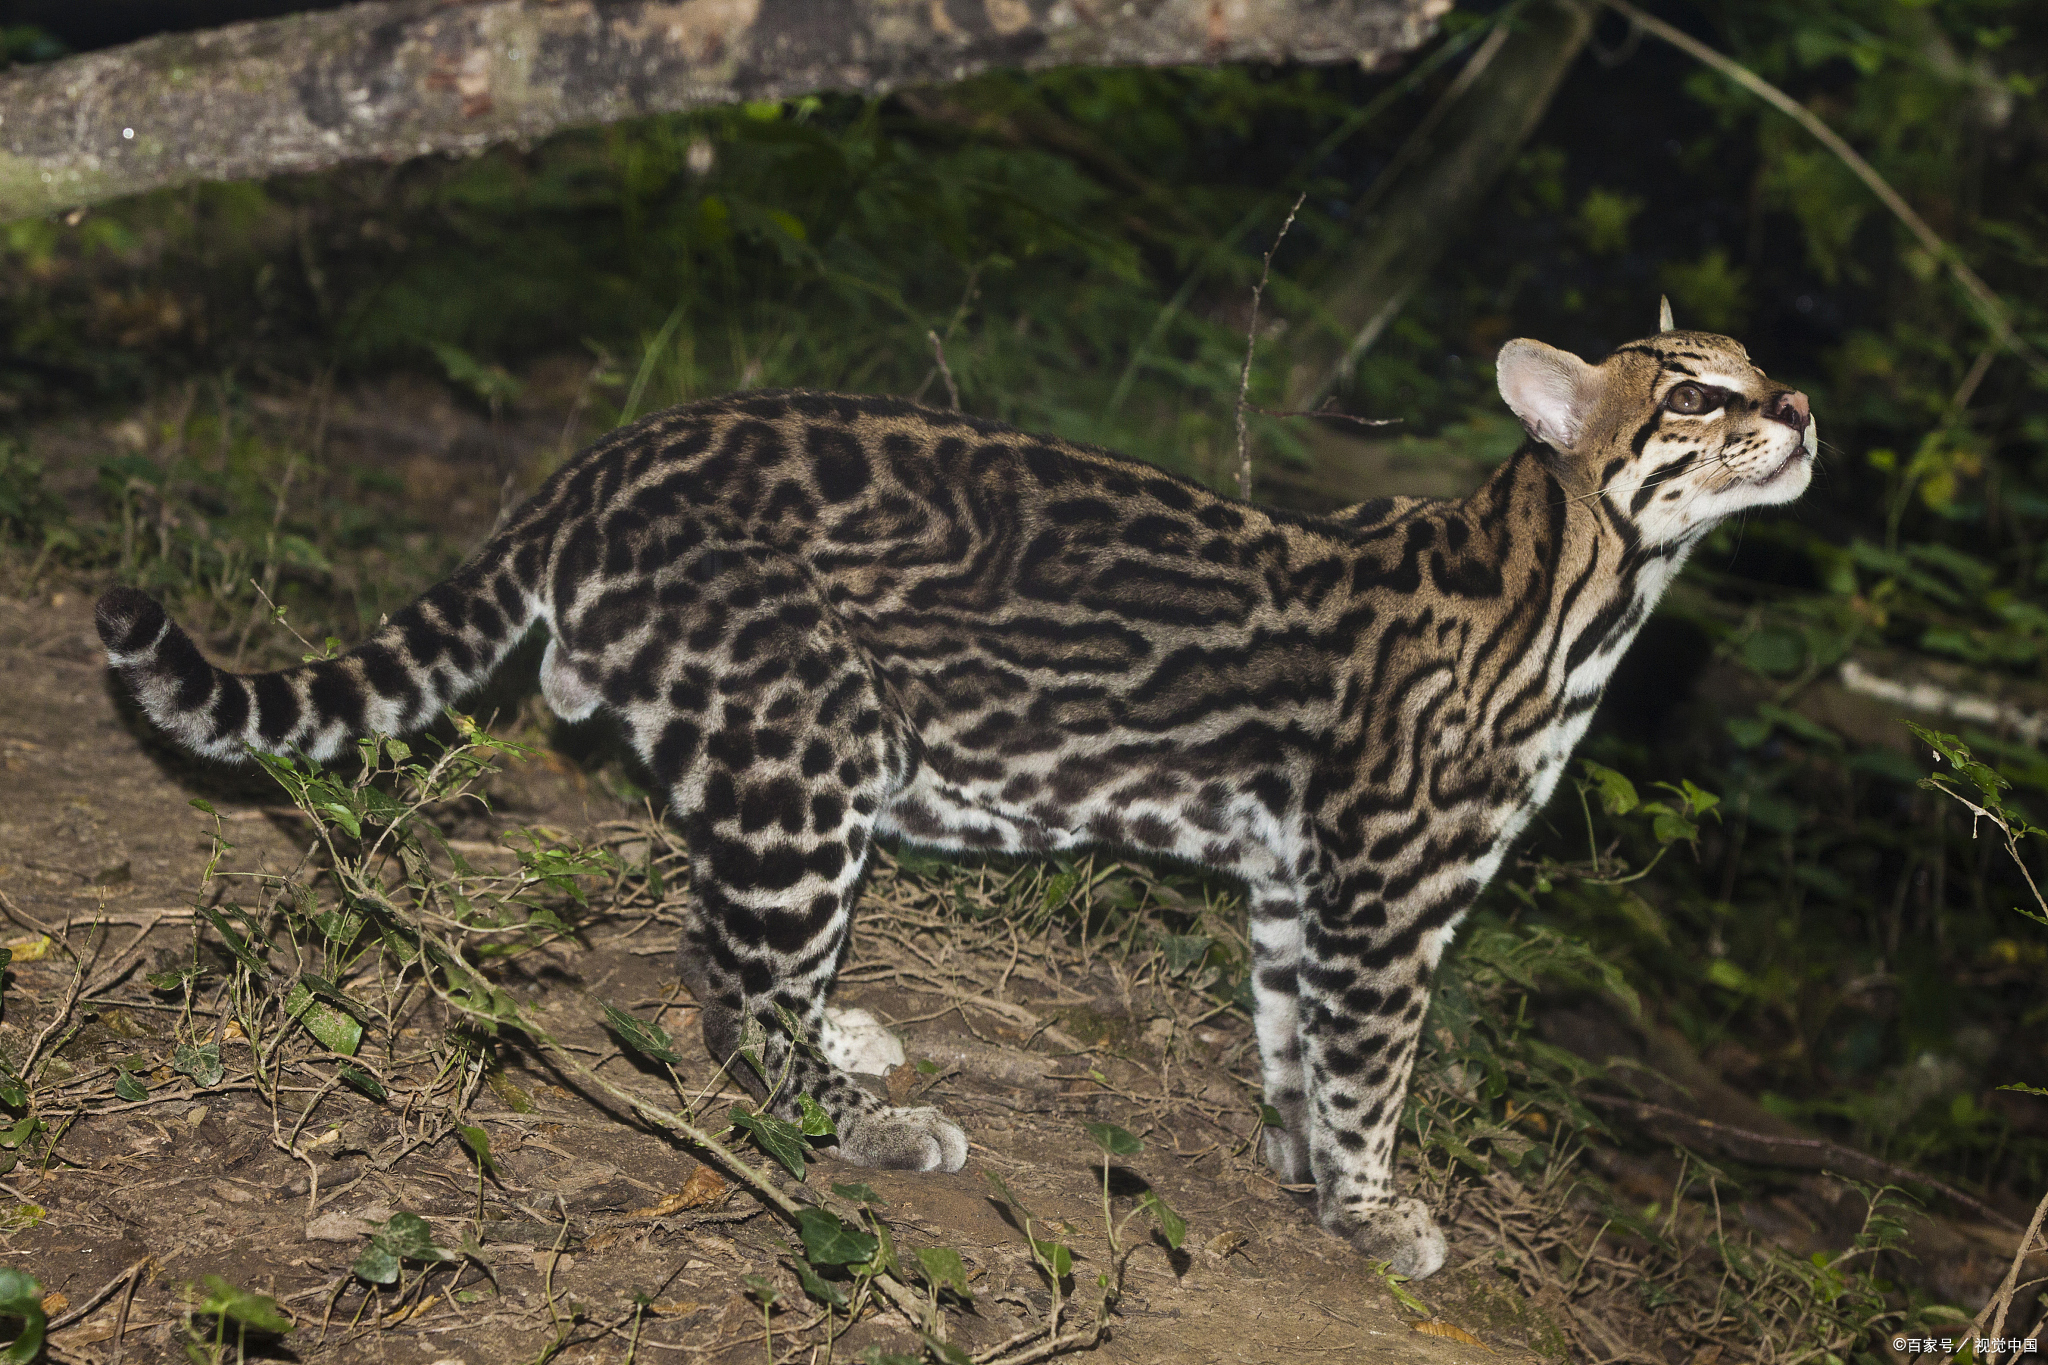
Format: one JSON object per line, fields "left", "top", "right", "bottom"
{"left": 97, "top": 314, "right": 1814, "bottom": 1277}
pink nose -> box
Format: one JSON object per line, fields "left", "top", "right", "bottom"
{"left": 1765, "top": 389, "right": 1810, "bottom": 433}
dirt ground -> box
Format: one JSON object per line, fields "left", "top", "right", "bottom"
{"left": 0, "top": 588, "right": 1564, "bottom": 1365}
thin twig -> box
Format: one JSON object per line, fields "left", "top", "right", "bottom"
{"left": 46, "top": 1257, "right": 152, "bottom": 1332}
{"left": 927, "top": 330, "right": 961, "bottom": 411}
{"left": 1233, "top": 192, "right": 1307, "bottom": 501}
{"left": 1967, "top": 1186, "right": 2048, "bottom": 1353}
{"left": 1602, "top": 0, "right": 2048, "bottom": 382}
{"left": 1246, "top": 402, "right": 1400, "bottom": 428}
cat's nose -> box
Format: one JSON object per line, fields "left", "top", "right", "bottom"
{"left": 1764, "top": 389, "right": 1810, "bottom": 433}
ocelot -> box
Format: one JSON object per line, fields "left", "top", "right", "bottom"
{"left": 97, "top": 316, "right": 1814, "bottom": 1277}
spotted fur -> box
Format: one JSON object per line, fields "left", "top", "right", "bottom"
{"left": 96, "top": 326, "right": 1814, "bottom": 1277}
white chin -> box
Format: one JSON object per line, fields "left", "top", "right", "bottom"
{"left": 1738, "top": 455, "right": 1810, "bottom": 510}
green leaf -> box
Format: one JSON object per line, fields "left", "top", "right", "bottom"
{"left": 863, "top": 1218, "right": 905, "bottom": 1280}
{"left": 1756, "top": 703, "right": 1841, "bottom": 750}
{"left": 1649, "top": 810, "right": 1699, "bottom": 845}
{"left": 337, "top": 1065, "right": 387, "bottom": 1101}
{"left": 0, "top": 1116, "right": 37, "bottom": 1149}
{"left": 921, "top": 1333, "right": 973, "bottom": 1365}
{"left": 913, "top": 1245, "right": 973, "bottom": 1298}
{"left": 1741, "top": 626, "right": 1806, "bottom": 677}
{"left": 741, "top": 1274, "right": 781, "bottom": 1309}
{"left": 198, "top": 905, "right": 268, "bottom": 976}
{"left": 796, "top": 1207, "right": 878, "bottom": 1266}
{"left": 1138, "top": 1191, "right": 1186, "bottom": 1249}
{"left": 1579, "top": 761, "right": 1638, "bottom": 815}
{"left": 350, "top": 1244, "right": 401, "bottom": 1286}
{"left": 192, "top": 1275, "right": 292, "bottom": 1335}
{"left": 355, "top": 1211, "right": 458, "bottom": 1284}
{"left": 1725, "top": 715, "right": 1771, "bottom": 748}
{"left": 1676, "top": 779, "right": 1720, "bottom": 818}
{"left": 858, "top": 1349, "right": 921, "bottom": 1365}
{"left": 318, "top": 801, "right": 362, "bottom": 839}
{"left": 188, "top": 798, "right": 217, "bottom": 816}
{"left": 456, "top": 1124, "right": 498, "bottom": 1176}
{"left": 113, "top": 1068, "right": 147, "bottom": 1103}
{"left": 1256, "top": 1103, "right": 1285, "bottom": 1128}
{"left": 1158, "top": 934, "right": 1212, "bottom": 973}
{"left": 147, "top": 966, "right": 200, "bottom": 992}
{"left": 790, "top": 1256, "right": 849, "bottom": 1308}
{"left": 602, "top": 1002, "right": 688, "bottom": 1065}
{"left": 1081, "top": 1121, "right": 1143, "bottom": 1157}
{"left": 1998, "top": 1081, "right": 2048, "bottom": 1097}
{"left": 731, "top": 1106, "right": 807, "bottom": 1179}
{"left": 1040, "top": 870, "right": 1078, "bottom": 913}
{"left": 797, "top": 1093, "right": 838, "bottom": 1138}
{"left": 1705, "top": 959, "right": 1755, "bottom": 994}
{"left": 284, "top": 981, "right": 362, "bottom": 1056}
{"left": 172, "top": 1041, "right": 224, "bottom": 1088}
{"left": 1028, "top": 1237, "right": 1073, "bottom": 1278}
{"left": 1369, "top": 1258, "right": 1431, "bottom": 1316}
{"left": 831, "top": 1181, "right": 885, "bottom": 1206}
{"left": 0, "top": 1267, "right": 45, "bottom": 1365}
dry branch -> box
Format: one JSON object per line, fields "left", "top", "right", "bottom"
{"left": 1585, "top": 1094, "right": 2022, "bottom": 1232}
{"left": 0, "top": 0, "right": 1450, "bottom": 223}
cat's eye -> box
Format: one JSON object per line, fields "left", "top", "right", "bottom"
{"left": 1666, "top": 383, "right": 1709, "bottom": 414}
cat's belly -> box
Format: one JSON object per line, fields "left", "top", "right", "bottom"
{"left": 873, "top": 760, "right": 1293, "bottom": 883}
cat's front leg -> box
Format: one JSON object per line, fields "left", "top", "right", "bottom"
{"left": 1297, "top": 901, "right": 1456, "bottom": 1279}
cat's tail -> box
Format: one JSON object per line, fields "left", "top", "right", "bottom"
{"left": 96, "top": 537, "right": 543, "bottom": 764}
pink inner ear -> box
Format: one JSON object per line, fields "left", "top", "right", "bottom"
{"left": 1497, "top": 341, "right": 1595, "bottom": 449}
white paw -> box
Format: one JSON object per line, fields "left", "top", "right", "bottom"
{"left": 836, "top": 1106, "right": 969, "bottom": 1172}
{"left": 1327, "top": 1197, "right": 1447, "bottom": 1279}
{"left": 819, "top": 1006, "right": 906, "bottom": 1077}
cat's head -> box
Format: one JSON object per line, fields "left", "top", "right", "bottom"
{"left": 1495, "top": 310, "right": 1815, "bottom": 546}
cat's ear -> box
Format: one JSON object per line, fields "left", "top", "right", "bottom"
{"left": 1658, "top": 295, "right": 1675, "bottom": 332}
{"left": 1496, "top": 339, "right": 1605, "bottom": 451}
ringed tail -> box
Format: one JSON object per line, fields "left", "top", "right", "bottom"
{"left": 95, "top": 534, "right": 541, "bottom": 764}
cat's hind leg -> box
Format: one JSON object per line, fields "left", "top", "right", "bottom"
{"left": 1247, "top": 883, "right": 1312, "bottom": 1184}
{"left": 612, "top": 539, "right": 964, "bottom": 1172}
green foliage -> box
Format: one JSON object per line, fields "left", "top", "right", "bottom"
{"left": 351, "top": 1212, "right": 459, "bottom": 1286}
{"left": 181, "top": 1275, "right": 291, "bottom": 1364}
{"left": 0, "top": 1268, "right": 44, "bottom": 1365}
{"left": 731, "top": 1106, "right": 810, "bottom": 1180}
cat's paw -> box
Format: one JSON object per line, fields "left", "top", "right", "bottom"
{"left": 1326, "top": 1197, "right": 1446, "bottom": 1279}
{"left": 835, "top": 1106, "right": 969, "bottom": 1172}
{"left": 819, "top": 1006, "right": 905, "bottom": 1077}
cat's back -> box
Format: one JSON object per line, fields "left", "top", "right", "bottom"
{"left": 550, "top": 389, "right": 1367, "bottom": 631}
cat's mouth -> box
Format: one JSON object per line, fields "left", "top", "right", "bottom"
{"left": 1755, "top": 446, "right": 1810, "bottom": 486}
{"left": 1751, "top": 419, "right": 1818, "bottom": 489}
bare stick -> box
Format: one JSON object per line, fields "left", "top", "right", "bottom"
{"left": 46, "top": 1257, "right": 152, "bottom": 1332}
{"left": 1234, "top": 192, "right": 1307, "bottom": 502}
{"left": 1602, "top": 0, "right": 2048, "bottom": 383}
{"left": 928, "top": 330, "right": 962, "bottom": 410}
{"left": 1247, "top": 402, "right": 1399, "bottom": 428}
{"left": 1965, "top": 1186, "right": 2048, "bottom": 1354}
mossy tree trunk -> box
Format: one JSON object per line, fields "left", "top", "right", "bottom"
{"left": 0, "top": 0, "right": 1450, "bottom": 223}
